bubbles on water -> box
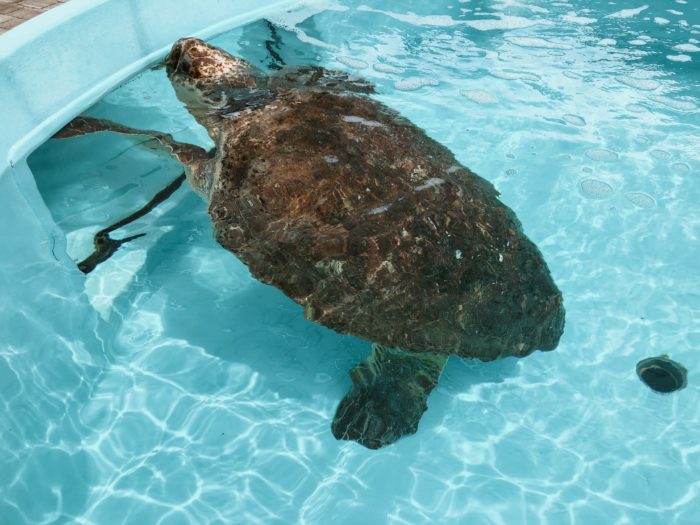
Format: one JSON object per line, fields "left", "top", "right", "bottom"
{"left": 605, "top": 5, "right": 649, "bottom": 19}
{"left": 626, "top": 103, "right": 647, "bottom": 113}
{"left": 563, "top": 71, "right": 582, "bottom": 79}
{"left": 671, "top": 162, "right": 691, "bottom": 172}
{"left": 464, "top": 15, "right": 545, "bottom": 31}
{"left": 563, "top": 114, "right": 586, "bottom": 126}
{"left": 275, "top": 371, "right": 297, "bottom": 382}
{"left": 580, "top": 179, "right": 614, "bottom": 199}
{"left": 667, "top": 54, "right": 692, "bottom": 62}
{"left": 505, "top": 169, "right": 517, "bottom": 175}
{"left": 582, "top": 166, "right": 593, "bottom": 173}
{"left": 507, "top": 37, "right": 572, "bottom": 50}
{"left": 585, "top": 148, "right": 619, "bottom": 161}
{"left": 373, "top": 62, "right": 404, "bottom": 74}
{"left": 460, "top": 89, "right": 498, "bottom": 104}
{"left": 617, "top": 76, "right": 660, "bottom": 91}
{"left": 394, "top": 77, "right": 439, "bottom": 91}
{"left": 562, "top": 12, "right": 597, "bottom": 25}
{"left": 597, "top": 38, "right": 617, "bottom": 46}
{"left": 625, "top": 191, "right": 656, "bottom": 208}
{"left": 356, "top": 5, "right": 462, "bottom": 27}
{"left": 674, "top": 43, "right": 700, "bottom": 52}
{"left": 314, "top": 373, "right": 331, "bottom": 383}
{"left": 490, "top": 69, "right": 541, "bottom": 82}
{"left": 629, "top": 39, "right": 647, "bottom": 46}
{"left": 650, "top": 96, "right": 697, "bottom": 111}
{"left": 650, "top": 149, "right": 671, "bottom": 160}
{"left": 337, "top": 56, "right": 369, "bottom": 69}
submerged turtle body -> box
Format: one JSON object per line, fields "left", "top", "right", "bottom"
{"left": 57, "top": 37, "right": 565, "bottom": 449}
{"left": 209, "top": 89, "right": 564, "bottom": 361}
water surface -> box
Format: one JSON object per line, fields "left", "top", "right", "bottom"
{"left": 15, "top": 1, "right": 700, "bottom": 523}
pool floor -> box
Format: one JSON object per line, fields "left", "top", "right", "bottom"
{"left": 6, "top": 1, "right": 700, "bottom": 523}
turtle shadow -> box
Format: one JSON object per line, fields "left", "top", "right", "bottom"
{"left": 155, "top": 266, "right": 520, "bottom": 410}
{"left": 169, "top": 277, "right": 370, "bottom": 402}
{"left": 442, "top": 356, "right": 520, "bottom": 392}
{"left": 415, "top": 357, "right": 521, "bottom": 437}
{"left": 111, "top": 197, "right": 370, "bottom": 403}
{"left": 151, "top": 240, "right": 522, "bottom": 408}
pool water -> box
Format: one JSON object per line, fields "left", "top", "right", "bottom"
{"left": 12, "top": 0, "right": 700, "bottom": 523}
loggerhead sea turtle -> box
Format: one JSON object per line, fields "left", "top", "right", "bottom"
{"left": 56, "top": 38, "right": 565, "bottom": 449}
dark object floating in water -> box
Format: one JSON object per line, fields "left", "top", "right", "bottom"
{"left": 636, "top": 356, "right": 688, "bottom": 393}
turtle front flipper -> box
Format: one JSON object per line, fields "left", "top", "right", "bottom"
{"left": 54, "top": 116, "right": 213, "bottom": 199}
{"left": 53, "top": 116, "right": 209, "bottom": 170}
{"left": 332, "top": 345, "right": 448, "bottom": 449}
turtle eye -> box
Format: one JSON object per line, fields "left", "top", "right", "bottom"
{"left": 166, "top": 40, "right": 185, "bottom": 73}
{"left": 178, "top": 55, "right": 192, "bottom": 76}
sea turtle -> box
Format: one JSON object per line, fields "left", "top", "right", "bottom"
{"left": 56, "top": 37, "right": 565, "bottom": 449}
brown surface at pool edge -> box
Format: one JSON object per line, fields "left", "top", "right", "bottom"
{"left": 0, "top": 0, "right": 69, "bottom": 34}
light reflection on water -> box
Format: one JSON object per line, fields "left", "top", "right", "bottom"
{"left": 12, "top": 0, "right": 700, "bottom": 523}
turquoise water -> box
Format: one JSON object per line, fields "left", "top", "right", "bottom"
{"left": 10, "top": 0, "right": 700, "bottom": 523}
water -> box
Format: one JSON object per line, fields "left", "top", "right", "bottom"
{"left": 11, "top": 0, "right": 700, "bottom": 523}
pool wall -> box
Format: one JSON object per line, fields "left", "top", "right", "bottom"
{"left": 0, "top": 0, "right": 300, "bottom": 310}
{"left": 0, "top": 3, "right": 298, "bottom": 520}
{"left": 0, "top": 0, "right": 302, "bottom": 165}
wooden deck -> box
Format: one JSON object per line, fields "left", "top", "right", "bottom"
{"left": 0, "top": 0, "right": 68, "bottom": 34}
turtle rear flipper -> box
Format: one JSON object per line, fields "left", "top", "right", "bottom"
{"left": 332, "top": 345, "right": 448, "bottom": 449}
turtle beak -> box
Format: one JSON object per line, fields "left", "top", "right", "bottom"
{"left": 166, "top": 39, "right": 185, "bottom": 75}
{"left": 166, "top": 40, "right": 185, "bottom": 78}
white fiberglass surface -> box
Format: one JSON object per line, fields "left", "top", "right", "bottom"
{"left": 6, "top": 0, "right": 700, "bottom": 523}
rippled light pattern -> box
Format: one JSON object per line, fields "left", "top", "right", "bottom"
{"left": 8, "top": 0, "right": 700, "bottom": 523}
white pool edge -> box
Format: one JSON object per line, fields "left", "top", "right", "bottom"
{"left": 0, "top": 0, "right": 301, "bottom": 169}
{"left": 0, "top": 0, "right": 302, "bottom": 339}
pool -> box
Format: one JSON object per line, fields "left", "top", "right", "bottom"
{"left": 2, "top": 0, "right": 700, "bottom": 523}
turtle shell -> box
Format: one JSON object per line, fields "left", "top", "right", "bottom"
{"left": 208, "top": 89, "right": 565, "bottom": 360}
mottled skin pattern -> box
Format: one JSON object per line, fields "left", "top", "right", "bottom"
{"left": 57, "top": 38, "right": 565, "bottom": 449}
{"left": 210, "top": 89, "right": 564, "bottom": 360}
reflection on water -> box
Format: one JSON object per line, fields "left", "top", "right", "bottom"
{"left": 13, "top": 0, "right": 700, "bottom": 523}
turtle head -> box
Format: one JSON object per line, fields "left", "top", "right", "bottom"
{"left": 166, "top": 38, "right": 268, "bottom": 133}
